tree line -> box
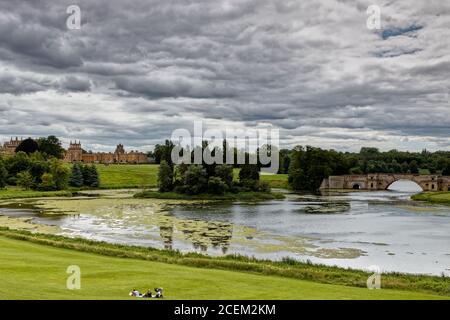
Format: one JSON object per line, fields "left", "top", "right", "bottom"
{"left": 0, "top": 136, "right": 99, "bottom": 190}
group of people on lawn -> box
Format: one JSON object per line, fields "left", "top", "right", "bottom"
{"left": 129, "top": 288, "right": 163, "bottom": 298}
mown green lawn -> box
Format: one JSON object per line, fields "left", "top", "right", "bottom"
{"left": 94, "top": 164, "right": 159, "bottom": 188}
{"left": 0, "top": 236, "right": 446, "bottom": 300}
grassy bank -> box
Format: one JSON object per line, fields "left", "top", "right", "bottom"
{"left": 0, "top": 228, "right": 448, "bottom": 299}
{"left": 0, "top": 187, "right": 73, "bottom": 200}
{"left": 134, "top": 190, "right": 285, "bottom": 201}
{"left": 411, "top": 192, "right": 450, "bottom": 205}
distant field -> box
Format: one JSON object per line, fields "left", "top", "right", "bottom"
{"left": 95, "top": 164, "right": 288, "bottom": 189}
{"left": 0, "top": 234, "right": 447, "bottom": 300}
{"left": 94, "top": 164, "right": 159, "bottom": 188}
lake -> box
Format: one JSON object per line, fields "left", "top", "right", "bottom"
{"left": 1, "top": 181, "right": 449, "bottom": 276}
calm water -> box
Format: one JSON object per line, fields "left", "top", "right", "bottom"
{"left": 1, "top": 181, "right": 449, "bottom": 276}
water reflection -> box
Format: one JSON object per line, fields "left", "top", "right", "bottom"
{"left": 1, "top": 182, "right": 449, "bottom": 276}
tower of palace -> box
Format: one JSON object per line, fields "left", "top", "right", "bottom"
{"left": 0, "top": 137, "right": 24, "bottom": 155}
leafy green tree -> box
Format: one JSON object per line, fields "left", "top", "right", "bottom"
{"left": 49, "top": 159, "right": 70, "bottom": 190}
{"left": 214, "top": 164, "right": 233, "bottom": 188}
{"left": 15, "top": 138, "right": 39, "bottom": 155}
{"left": 5, "top": 151, "right": 31, "bottom": 178}
{"left": 39, "top": 173, "right": 56, "bottom": 191}
{"left": 17, "top": 171, "right": 34, "bottom": 190}
{"left": 37, "top": 136, "right": 65, "bottom": 159}
{"left": 69, "top": 163, "right": 84, "bottom": 187}
{"left": 154, "top": 140, "right": 175, "bottom": 165}
{"left": 0, "top": 159, "right": 7, "bottom": 189}
{"left": 184, "top": 165, "right": 208, "bottom": 194}
{"left": 288, "top": 146, "right": 347, "bottom": 191}
{"left": 158, "top": 160, "right": 174, "bottom": 192}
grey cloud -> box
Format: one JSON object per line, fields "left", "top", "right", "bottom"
{"left": 0, "top": 0, "right": 449, "bottom": 151}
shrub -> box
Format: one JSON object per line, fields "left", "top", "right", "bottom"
{"left": 207, "top": 176, "right": 228, "bottom": 195}
{"left": 214, "top": 164, "right": 233, "bottom": 188}
{"left": 184, "top": 165, "right": 208, "bottom": 194}
{"left": 239, "top": 164, "right": 260, "bottom": 182}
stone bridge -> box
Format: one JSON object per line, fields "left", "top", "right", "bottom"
{"left": 320, "top": 174, "right": 450, "bottom": 192}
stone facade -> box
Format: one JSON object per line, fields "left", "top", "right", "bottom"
{"left": 63, "top": 141, "right": 149, "bottom": 164}
{"left": 0, "top": 137, "right": 24, "bottom": 156}
{"left": 321, "top": 174, "right": 450, "bottom": 192}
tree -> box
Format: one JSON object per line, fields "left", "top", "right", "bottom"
{"left": 288, "top": 146, "right": 348, "bottom": 191}
{"left": 17, "top": 171, "right": 34, "bottom": 190}
{"left": 15, "top": 138, "right": 39, "bottom": 155}
{"left": 214, "top": 164, "right": 233, "bottom": 188}
{"left": 409, "top": 160, "right": 419, "bottom": 174}
{"left": 49, "top": 159, "right": 70, "bottom": 190}
{"left": 81, "top": 165, "right": 100, "bottom": 187}
{"left": 5, "top": 151, "right": 31, "bottom": 178}
{"left": 0, "top": 160, "right": 7, "bottom": 189}
{"left": 442, "top": 162, "right": 450, "bottom": 176}
{"left": 158, "top": 160, "right": 174, "bottom": 192}
{"left": 39, "top": 173, "right": 56, "bottom": 191}
{"left": 184, "top": 165, "right": 208, "bottom": 194}
{"left": 69, "top": 163, "right": 84, "bottom": 187}
{"left": 37, "top": 136, "right": 64, "bottom": 159}
{"left": 86, "top": 165, "right": 100, "bottom": 188}
{"left": 154, "top": 140, "right": 175, "bottom": 165}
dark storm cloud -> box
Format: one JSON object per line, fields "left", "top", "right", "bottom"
{"left": 0, "top": 0, "right": 449, "bottom": 151}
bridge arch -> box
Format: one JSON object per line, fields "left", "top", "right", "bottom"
{"left": 386, "top": 179, "right": 423, "bottom": 192}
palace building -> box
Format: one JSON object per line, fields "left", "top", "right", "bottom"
{"left": 63, "top": 141, "right": 149, "bottom": 164}
{"left": 0, "top": 137, "right": 24, "bottom": 156}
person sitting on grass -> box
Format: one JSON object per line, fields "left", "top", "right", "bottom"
{"left": 142, "top": 289, "right": 152, "bottom": 298}
{"left": 129, "top": 289, "right": 141, "bottom": 297}
{"left": 154, "top": 288, "right": 163, "bottom": 298}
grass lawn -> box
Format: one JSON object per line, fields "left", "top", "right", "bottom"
{"left": 95, "top": 165, "right": 288, "bottom": 189}
{"left": 94, "top": 164, "right": 159, "bottom": 188}
{"left": 0, "top": 235, "right": 447, "bottom": 300}
{"left": 0, "top": 187, "right": 73, "bottom": 200}
{"left": 412, "top": 192, "right": 450, "bottom": 205}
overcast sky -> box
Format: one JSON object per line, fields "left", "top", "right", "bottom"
{"left": 0, "top": 0, "right": 449, "bottom": 152}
